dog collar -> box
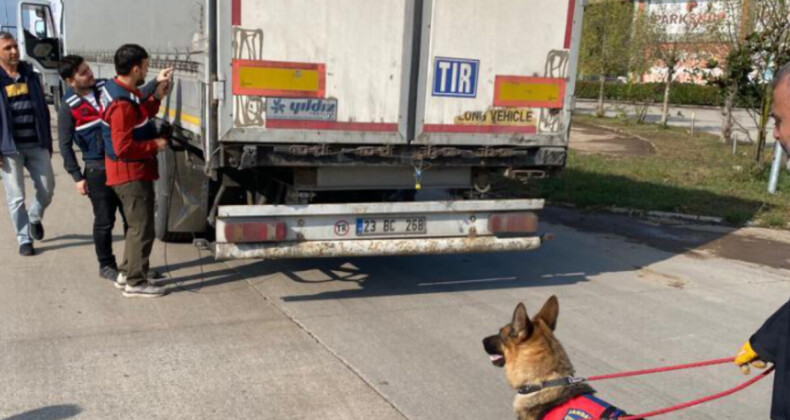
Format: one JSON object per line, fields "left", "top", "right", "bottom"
{"left": 517, "top": 376, "right": 587, "bottom": 395}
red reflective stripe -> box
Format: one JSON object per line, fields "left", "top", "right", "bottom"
{"left": 266, "top": 120, "right": 398, "bottom": 132}
{"left": 232, "top": 0, "right": 242, "bottom": 26}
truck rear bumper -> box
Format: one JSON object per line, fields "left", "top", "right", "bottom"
{"left": 214, "top": 236, "right": 543, "bottom": 260}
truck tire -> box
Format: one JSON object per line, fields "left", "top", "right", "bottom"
{"left": 155, "top": 147, "right": 206, "bottom": 243}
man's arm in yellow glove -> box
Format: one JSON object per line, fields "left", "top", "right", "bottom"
{"left": 734, "top": 341, "right": 767, "bottom": 375}
{"left": 735, "top": 300, "right": 790, "bottom": 374}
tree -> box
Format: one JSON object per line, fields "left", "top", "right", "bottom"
{"left": 708, "top": 47, "right": 753, "bottom": 144}
{"left": 579, "top": 0, "right": 635, "bottom": 117}
{"left": 640, "top": 3, "right": 703, "bottom": 128}
{"left": 741, "top": 0, "right": 790, "bottom": 161}
{"left": 700, "top": 0, "right": 752, "bottom": 144}
{"left": 625, "top": 10, "right": 657, "bottom": 124}
{"left": 705, "top": 0, "right": 790, "bottom": 161}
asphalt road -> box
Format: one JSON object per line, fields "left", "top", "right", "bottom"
{"left": 0, "top": 154, "right": 785, "bottom": 419}
{"left": 1, "top": 106, "right": 786, "bottom": 420}
{"left": 575, "top": 99, "right": 775, "bottom": 144}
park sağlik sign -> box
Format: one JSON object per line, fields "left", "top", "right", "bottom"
{"left": 644, "top": 0, "right": 730, "bottom": 35}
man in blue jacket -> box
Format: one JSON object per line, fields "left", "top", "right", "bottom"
{"left": 0, "top": 32, "right": 54, "bottom": 256}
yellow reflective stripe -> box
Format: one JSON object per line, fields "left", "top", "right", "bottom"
{"left": 158, "top": 108, "right": 202, "bottom": 127}
{"left": 238, "top": 66, "right": 321, "bottom": 93}
{"left": 5, "top": 82, "right": 29, "bottom": 98}
{"left": 497, "top": 82, "right": 561, "bottom": 104}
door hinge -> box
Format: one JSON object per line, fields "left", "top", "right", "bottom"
{"left": 212, "top": 80, "right": 225, "bottom": 102}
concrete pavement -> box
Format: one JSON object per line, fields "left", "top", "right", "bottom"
{"left": 0, "top": 154, "right": 405, "bottom": 419}
{"left": 223, "top": 208, "right": 784, "bottom": 420}
{"left": 1, "top": 145, "right": 787, "bottom": 418}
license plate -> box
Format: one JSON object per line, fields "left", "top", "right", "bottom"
{"left": 356, "top": 217, "right": 427, "bottom": 236}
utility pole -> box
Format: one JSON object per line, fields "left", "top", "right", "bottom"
{"left": 769, "top": 142, "right": 783, "bottom": 194}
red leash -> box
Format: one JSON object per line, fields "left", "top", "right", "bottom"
{"left": 583, "top": 357, "right": 775, "bottom": 419}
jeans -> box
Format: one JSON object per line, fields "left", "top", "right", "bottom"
{"left": 113, "top": 181, "right": 155, "bottom": 286}
{"left": 0, "top": 147, "right": 55, "bottom": 246}
{"left": 85, "top": 166, "right": 128, "bottom": 269}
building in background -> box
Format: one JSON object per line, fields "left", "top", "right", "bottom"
{"left": 633, "top": 0, "right": 741, "bottom": 84}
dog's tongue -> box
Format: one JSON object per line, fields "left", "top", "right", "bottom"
{"left": 490, "top": 355, "right": 504, "bottom": 363}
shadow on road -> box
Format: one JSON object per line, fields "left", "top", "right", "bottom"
{"left": 3, "top": 404, "right": 82, "bottom": 420}
{"left": 159, "top": 197, "right": 789, "bottom": 299}
{"left": 65, "top": 171, "right": 787, "bottom": 300}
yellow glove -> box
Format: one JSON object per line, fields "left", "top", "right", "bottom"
{"left": 734, "top": 341, "right": 767, "bottom": 375}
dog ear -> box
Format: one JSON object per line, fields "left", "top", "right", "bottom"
{"left": 512, "top": 302, "right": 533, "bottom": 339}
{"left": 534, "top": 295, "right": 559, "bottom": 331}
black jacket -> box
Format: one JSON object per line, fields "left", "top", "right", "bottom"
{"left": 751, "top": 300, "right": 790, "bottom": 420}
{"left": 0, "top": 61, "right": 52, "bottom": 156}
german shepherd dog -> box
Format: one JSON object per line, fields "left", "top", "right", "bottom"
{"left": 483, "top": 296, "right": 639, "bottom": 420}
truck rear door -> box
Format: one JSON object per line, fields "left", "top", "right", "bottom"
{"left": 413, "top": 0, "right": 580, "bottom": 146}
{"left": 220, "top": 0, "right": 415, "bottom": 145}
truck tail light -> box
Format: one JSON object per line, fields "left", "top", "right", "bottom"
{"left": 488, "top": 212, "right": 538, "bottom": 235}
{"left": 224, "top": 221, "right": 288, "bottom": 243}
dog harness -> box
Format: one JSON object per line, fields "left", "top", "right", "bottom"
{"left": 542, "top": 393, "right": 626, "bottom": 420}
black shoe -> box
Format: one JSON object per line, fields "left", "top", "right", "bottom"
{"left": 19, "top": 243, "right": 35, "bottom": 256}
{"left": 99, "top": 265, "right": 120, "bottom": 281}
{"left": 30, "top": 222, "right": 44, "bottom": 240}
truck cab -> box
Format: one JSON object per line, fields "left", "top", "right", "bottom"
{"left": 13, "top": 1, "right": 61, "bottom": 106}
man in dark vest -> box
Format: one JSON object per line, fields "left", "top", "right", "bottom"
{"left": 57, "top": 55, "right": 171, "bottom": 282}
{"left": 735, "top": 62, "right": 790, "bottom": 419}
{"left": 101, "top": 44, "right": 171, "bottom": 298}
{"left": 0, "top": 32, "right": 54, "bottom": 256}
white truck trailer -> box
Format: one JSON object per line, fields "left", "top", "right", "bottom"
{"left": 41, "top": 0, "right": 585, "bottom": 260}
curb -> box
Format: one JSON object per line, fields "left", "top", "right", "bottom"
{"left": 553, "top": 203, "right": 727, "bottom": 226}
{"left": 623, "top": 208, "right": 724, "bottom": 225}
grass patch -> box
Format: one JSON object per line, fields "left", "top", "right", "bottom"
{"left": 501, "top": 115, "right": 790, "bottom": 227}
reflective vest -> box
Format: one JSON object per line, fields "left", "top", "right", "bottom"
{"left": 62, "top": 80, "right": 106, "bottom": 161}
{"left": 542, "top": 394, "right": 626, "bottom": 420}
{"left": 99, "top": 79, "right": 158, "bottom": 161}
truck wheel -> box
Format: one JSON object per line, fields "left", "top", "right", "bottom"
{"left": 155, "top": 147, "right": 205, "bottom": 243}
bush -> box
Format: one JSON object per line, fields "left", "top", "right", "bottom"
{"left": 575, "top": 81, "right": 738, "bottom": 107}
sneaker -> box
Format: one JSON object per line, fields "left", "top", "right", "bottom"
{"left": 114, "top": 272, "right": 127, "bottom": 290}
{"left": 122, "top": 281, "right": 167, "bottom": 298}
{"left": 30, "top": 222, "right": 44, "bottom": 240}
{"left": 100, "top": 266, "right": 120, "bottom": 282}
{"left": 19, "top": 243, "right": 34, "bottom": 256}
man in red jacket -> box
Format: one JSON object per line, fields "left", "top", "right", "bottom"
{"left": 101, "top": 44, "right": 172, "bottom": 298}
